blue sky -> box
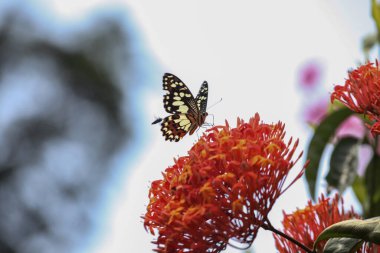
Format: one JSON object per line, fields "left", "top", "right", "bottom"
{"left": 1, "top": 0, "right": 373, "bottom": 252}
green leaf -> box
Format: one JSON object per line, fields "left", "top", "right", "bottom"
{"left": 352, "top": 176, "right": 369, "bottom": 217}
{"left": 305, "top": 108, "right": 354, "bottom": 200}
{"left": 363, "top": 33, "right": 377, "bottom": 51}
{"left": 372, "top": 0, "right": 380, "bottom": 35}
{"left": 323, "top": 237, "right": 363, "bottom": 253}
{"left": 365, "top": 154, "right": 380, "bottom": 217}
{"left": 326, "top": 137, "right": 360, "bottom": 194}
{"left": 362, "top": 34, "right": 378, "bottom": 59}
{"left": 314, "top": 217, "right": 380, "bottom": 250}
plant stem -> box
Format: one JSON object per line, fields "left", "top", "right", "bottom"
{"left": 262, "top": 219, "right": 314, "bottom": 253}
{"left": 368, "top": 135, "right": 380, "bottom": 217}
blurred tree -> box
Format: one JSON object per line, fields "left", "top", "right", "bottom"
{"left": 0, "top": 5, "right": 142, "bottom": 253}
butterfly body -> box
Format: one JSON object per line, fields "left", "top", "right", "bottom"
{"left": 153, "top": 73, "right": 208, "bottom": 142}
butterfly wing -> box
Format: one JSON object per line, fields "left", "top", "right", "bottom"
{"left": 195, "top": 81, "right": 208, "bottom": 113}
{"left": 160, "top": 114, "right": 195, "bottom": 142}
{"left": 162, "top": 73, "right": 199, "bottom": 115}
{"left": 158, "top": 73, "right": 208, "bottom": 141}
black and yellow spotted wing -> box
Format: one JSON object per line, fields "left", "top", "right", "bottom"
{"left": 152, "top": 73, "right": 208, "bottom": 142}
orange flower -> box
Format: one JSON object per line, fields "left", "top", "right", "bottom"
{"left": 274, "top": 194, "right": 369, "bottom": 253}
{"left": 143, "top": 114, "right": 304, "bottom": 253}
{"left": 331, "top": 61, "right": 380, "bottom": 135}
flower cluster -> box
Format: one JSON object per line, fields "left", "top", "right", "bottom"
{"left": 143, "top": 114, "right": 304, "bottom": 253}
{"left": 274, "top": 194, "right": 366, "bottom": 253}
{"left": 331, "top": 61, "right": 380, "bottom": 135}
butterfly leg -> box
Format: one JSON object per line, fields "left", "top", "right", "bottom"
{"left": 201, "top": 114, "right": 214, "bottom": 127}
{"left": 152, "top": 117, "right": 163, "bottom": 125}
{"left": 195, "top": 127, "right": 202, "bottom": 139}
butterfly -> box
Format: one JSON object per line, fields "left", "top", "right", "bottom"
{"left": 152, "top": 73, "right": 208, "bottom": 142}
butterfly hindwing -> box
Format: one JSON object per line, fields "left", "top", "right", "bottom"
{"left": 160, "top": 114, "right": 195, "bottom": 142}
{"left": 162, "top": 73, "right": 198, "bottom": 115}
{"left": 195, "top": 81, "right": 208, "bottom": 113}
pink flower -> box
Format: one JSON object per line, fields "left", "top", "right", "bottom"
{"left": 357, "top": 145, "right": 373, "bottom": 176}
{"left": 303, "top": 98, "right": 328, "bottom": 125}
{"left": 335, "top": 115, "right": 366, "bottom": 139}
{"left": 298, "top": 60, "right": 323, "bottom": 91}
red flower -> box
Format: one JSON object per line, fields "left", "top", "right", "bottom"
{"left": 331, "top": 61, "right": 380, "bottom": 135}
{"left": 143, "top": 114, "right": 304, "bottom": 253}
{"left": 273, "top": 194, "right": 378, "bottom": 253}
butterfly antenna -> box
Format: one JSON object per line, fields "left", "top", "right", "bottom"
{"left": 152, "top": 117, "right": 163, "bottom": 125}
{"left": 207, "top": 98, "right": 222, "bottom": 111}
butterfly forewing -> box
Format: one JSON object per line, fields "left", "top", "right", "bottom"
{"left": 195, "top": 81, "right": 208, "bottom": 113}
{"left": 162, "top": 73, "right": 198, "bottom": 115}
